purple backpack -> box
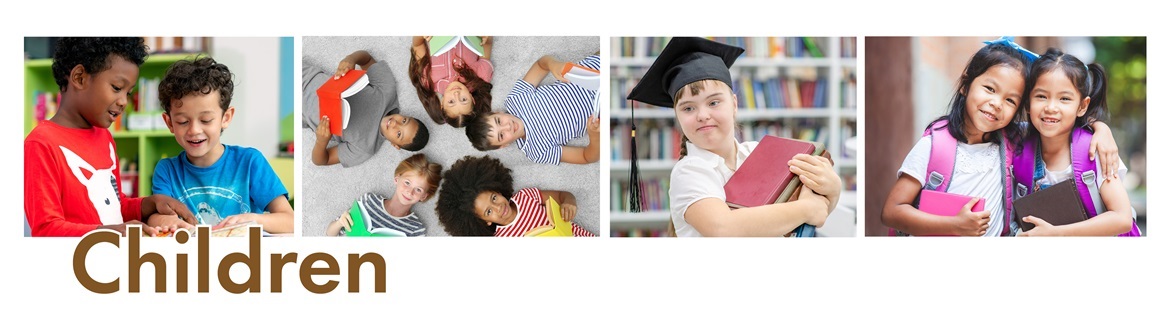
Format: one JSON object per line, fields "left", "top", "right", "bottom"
{"left": 1012, "top": 128, "right": 1142, "bottom": 237}
{"left": 891, "top": 121, "right": 1015, "bottom": 236}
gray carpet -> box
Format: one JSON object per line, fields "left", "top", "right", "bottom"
{"left": 301, "top": 36, "right": 601, "bottom": 236}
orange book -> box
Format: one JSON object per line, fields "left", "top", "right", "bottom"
{"left": 560, "top": 62, "right": 600, "bottom": 91}
{"left": 316, "top": 69, "right": 369, "bottom": 136}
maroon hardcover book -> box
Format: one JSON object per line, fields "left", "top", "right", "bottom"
{"left": 724, "top": 135, "right": 825, "bottom": 209}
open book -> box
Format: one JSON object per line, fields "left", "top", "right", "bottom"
{"left": 429, "top": 36, "right": 484, "bottom": 57}
{"left": 524, "top": 196, "right": 574, "bottom": 237}
{"left": 316, "top": 69, "right": 369, "bottom": 136}
{"left": 724, "top": 135, "right": 832, "bottom": 237}
{"left": 561, "top": 62, "right": 601, "bottom": 91}
{"left": 345, "top": 201, "right": 406, "bottom": 237}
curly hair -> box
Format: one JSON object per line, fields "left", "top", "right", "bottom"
{"left": 435, "top": 155, "right": 515, "bottom": 236}
{"left": 51, "top": 37, "right": 148, "bottom": 92}
{"left": 408, "top": 46, "right": 493, "bottom": 127}
{"left": 158, "top": 56, "right": 234, "bottom": 113}
{"left": 464, "top": 113, "right": 500, "bottom": 151}
{"left": 400, "top": 116, "right": 430, "bottom": 152}
{"left": 395, "top": 153, "right": 443, "bottom": 202}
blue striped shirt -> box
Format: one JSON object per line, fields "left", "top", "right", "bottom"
{"left": 506, "top": 55, "right": 600, "bottom": 165}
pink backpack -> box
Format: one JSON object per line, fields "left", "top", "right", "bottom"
{"left": 890, "top": 121, "right": 1015, "bottom": 236}
{"left": 1011, "top": 128, "right": 1142, "bottom": 236}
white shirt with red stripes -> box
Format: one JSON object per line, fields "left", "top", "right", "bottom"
{"left": 494, "top": 187, "right": 595, "bottom": 237}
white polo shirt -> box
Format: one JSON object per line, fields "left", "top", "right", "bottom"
{"left": 669, "top": 141, "right": 757, "bottom": 237}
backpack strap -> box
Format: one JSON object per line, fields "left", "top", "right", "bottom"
{"left": 924, "top": 121, "right": 957, "bottom": 192}
{"left": 1071, "top": 128, "right": 1143, "bottom": 237}
{"left": 1070, "top": 128, "right": 1104, "bottom": 218}
{"left": 998, "top": 134, "right": 1015, "bottom": 236}
{"left": 891, "top": 121, "right": 959, "bottom": 236}
{"left": 1012, "top": 133, "right": 1038, "bottom": 200}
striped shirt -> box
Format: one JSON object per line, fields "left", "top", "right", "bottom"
{"left": 344, "top": 192, "right": 426, "bottom": 237}
{"left": 506, "top": 55, "right": 600, "bottom": 165}
{"left": 495, "top": 187, "right": 595, "bottom": 237}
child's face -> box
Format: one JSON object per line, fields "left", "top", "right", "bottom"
{"left": 1028, "top": 68, "right": 1089, "bottom": 139}
{"left": 963, "top": 65, "right": 1023, "bottom": 140}
{"left": 483, "top": 112, "right": 525, "bottom": 148}
{"left": 674, "top": 81, "right": 738, "bottom": 151}
{"left": 76, "top": 55, "right": 140, "bottom": 129}
{"left": 380, "top": 114, "right": 420, "bottom": 150}
{"left": 442, "top": 81, "right": 474, "bottom": 119}
{"left": 393, "top": 170, "right": 430, "bottom": 206}
{"left": 163, "top": 92, "right": 232, "bottom": 166}
{"left": 473, "top": 190, "right": 517, "bottom": 226}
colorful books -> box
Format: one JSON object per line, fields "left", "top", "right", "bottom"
{"left": 344, "top": 201, "right": 406, "bottom": 237}
{"left": 1012, "top": 179, "right": 1088, "bottom": 232}
{"left": 315, "top": 69, "right": 368, "bottom": 136}
{"left": 724, "top": 135, "right": 830, "bottom": 237}
{"left": 429, "top": 36, "right": 484, "bottom": 57}
{"left": 524, "top": 197, "right": 574, "bottom": 237}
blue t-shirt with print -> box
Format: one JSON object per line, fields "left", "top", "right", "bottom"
{"left": 152, "top": 144, "right": 288, "bottom": 225}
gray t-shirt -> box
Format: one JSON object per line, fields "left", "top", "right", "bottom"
{"left": 303, "top": 61, "right": 399, "bottom": 167}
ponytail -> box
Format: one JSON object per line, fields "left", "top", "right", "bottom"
{"left": 1082, "top": 63, "right": 1110, "bottom": 127}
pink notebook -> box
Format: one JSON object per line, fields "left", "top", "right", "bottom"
{"left": 918, "top": 190, "right": 984, "bottom": 216}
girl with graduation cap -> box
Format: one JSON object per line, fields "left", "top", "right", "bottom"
{"left": 625, "top": 37, "right": 841, "bottom": 237}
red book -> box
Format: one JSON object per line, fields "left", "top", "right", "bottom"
{"left": 316, "top": 69, "right": 369, "bottom": 136}
{"left": 724, "top": 135, "right": 826, "bottom": 209}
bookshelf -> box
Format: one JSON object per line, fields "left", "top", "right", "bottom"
{"left": 24, "top": 39, "right": 208, "bottom": 198}
{"left": 610, "top": 37, "right": 858, "bottom": 237}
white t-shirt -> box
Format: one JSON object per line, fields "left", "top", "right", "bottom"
{"left": 669, "top": 141, "right": 756, "bottom": 237}
{"left": 898, "top": 136, "right": 1012, "bottom": 237}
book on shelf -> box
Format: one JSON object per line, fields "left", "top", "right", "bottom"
{"left": 316, "top": 69, "right": 369, "bottom": 136}
{"left": 615, "top": 37, "right": 835, "bottom": 59}
{"left": 611, "top": 177, "right": 671, "bottom": 213}
{"left": 429, "top": 36, "right": 484, "bottom": 57}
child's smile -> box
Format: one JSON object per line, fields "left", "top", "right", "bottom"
{"left": 164, "top": 92, "right": 231, "bottom": 167}
{"left": 1028, "top": 68, "right": 1087, "bottom": 139}
{"left": 963, "top": 65, "right": 1022, "bottom": 143}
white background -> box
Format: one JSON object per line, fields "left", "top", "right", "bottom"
{"left": 3, "top": 0, "right": 1165, "bottom": 313}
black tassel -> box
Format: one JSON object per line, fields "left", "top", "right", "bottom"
{"left": 628, "top": 100, "right": 642, "bottom": 213}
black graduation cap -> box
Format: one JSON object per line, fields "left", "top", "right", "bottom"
{"left": 623, "top": 37, "right": 744, "bottom": 214}
{"left": 627, "top": 37, "right": 745, "bottom": 107}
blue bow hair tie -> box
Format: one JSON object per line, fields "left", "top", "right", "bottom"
{"left": 984, "top": 36, "right": 1039, "bottom": 62}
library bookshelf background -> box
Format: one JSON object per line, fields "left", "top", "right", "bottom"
{"left": 609, "top": 37, "right": 858, "bottom": 237}
{"left": 22, "top": 37, "right": 296, "bottom": 235}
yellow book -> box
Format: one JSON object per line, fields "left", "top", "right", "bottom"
{"left": 524, "top": 197, "right": 574, "bottom": 237}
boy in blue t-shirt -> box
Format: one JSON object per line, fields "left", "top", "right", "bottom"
{"left": 147, "top": 57, "right": 293, "bottom": 234}
{"left": 465, "top": 54, "right": 601, "bottom": 165}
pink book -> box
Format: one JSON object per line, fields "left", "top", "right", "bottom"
{"left": 918, "top": 190, "right": 984, "bottom": 216}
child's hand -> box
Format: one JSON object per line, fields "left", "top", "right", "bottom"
{"left": 480, "top": 36, "right": 492, "bottom": 47}
{"left": 586, "top": 116, "right": 600, "bottom": 136}
{"left": 789, "top": 154, "right": 841, "bottom": 211}
{"left": 1017, "top": 216, "right": 1059, "bottom": 237}
{"left": 561, "top": 203, "right": 578, "bottom": 222}
{"left": 213, "top": 213, "right": 258, "bottom": 230}
{"left": 796, "top": 185, "right": 830, "bottom": 227}
{"left": 334, "top": 59, "right": 357, "bottom": 80}
{"left": 100, "top": 220, "right": 159, "bottom": 237}
{"left": 316, "top": 117, "right": 332, "bottom": 142}
{"left": 144, "top": 194, "right": 197, "bottom": 225}
{"left": 949, "top": 198, "right": 991, "bottom": 236}
{"left": 1089, "top": 126, "right": 1120, "bottom": 181}
{"left": 327, "top": 214, "right": 354, "bottom": 236}
{"left": 546, "top": 58, "right": 569, "bottom": 83}
{"left": 153, "top": 214, "right": 195, "bottom": 232}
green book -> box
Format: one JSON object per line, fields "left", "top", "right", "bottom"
{"left": 345, "top": 201, "right": 405, "bottom": 237}
{"left": 802, "top": 37, "right": 824, "bottom": 58}
{"left": 429, "top": 36, "right": 484, "bottom": 57}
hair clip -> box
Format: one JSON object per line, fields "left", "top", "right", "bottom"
{"left": 984, "top": 36, "right": 1039, "bottom": 62}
